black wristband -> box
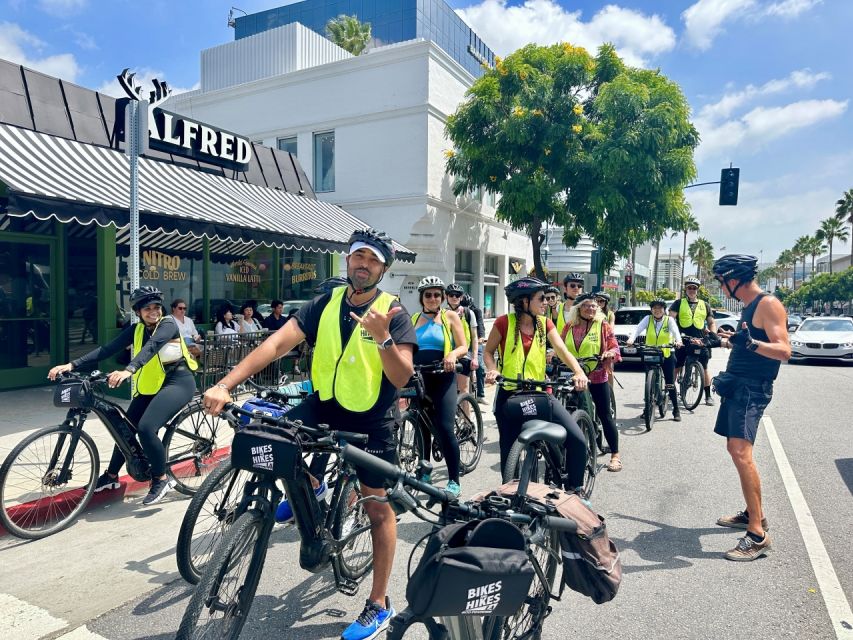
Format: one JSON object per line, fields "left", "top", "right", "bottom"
{"left": 746, "top": 340, "right": 759, "bottom": 352}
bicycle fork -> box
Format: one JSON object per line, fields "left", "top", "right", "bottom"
{"left": 50, "top": 413, "right": 86, "bottom": 486}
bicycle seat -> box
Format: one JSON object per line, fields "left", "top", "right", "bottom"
{"left": 517, "top": 420, "right": 566, "bottom": 446}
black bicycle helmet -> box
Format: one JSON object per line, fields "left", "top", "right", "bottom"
{"left": 712, "top": 254, "right": 758, "bottom": 283}
{"left": 545, "top": 285, "right": 561, "bottom": 296}
{"left": 460, "top": 293, "right": 473, "bottom": 307}
{"left": 313, "top": 276, "right": 348, "bottom": 294}
{"left": 505, "top": 277, "right": 549, "bottom": 302}
{"left": 649, "top": 297, "right": 667, "bottom": 309}
{"left": 445, "top": 282, "right": 465, "bottom": 296}
{"left": 593, "top": 290, "right": 611, "bottom": 303}
{"left": 418, "top": 275, "right": 446, "bottom": 292}
{"left": 573, "top": 292, "right": 597, "bottom": 306}
{"left": 130, "top": 286, "right": 163, "bottom": 311}
{"left": 563, "top": 272, "right": 584, "bottom": 285}
{"left": 348, "top": 227, "right": 396, "bottom": 267}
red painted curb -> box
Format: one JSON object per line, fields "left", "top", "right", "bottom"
{"left": 0, "top": 447, "right": 230, "bottom": 539}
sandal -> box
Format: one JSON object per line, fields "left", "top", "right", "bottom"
{"left": 607, "top": 457, "right": 623, "bottom": 472}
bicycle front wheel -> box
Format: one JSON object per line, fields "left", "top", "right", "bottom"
{"left": 455, "top": 393, "right": 484, "bottom": 474}
{"left": 502, "top": 441, "right": 543, "bottom": 484}
{"left": 680, "top": 361, "right": 704, "bottom": 411}
{"left": 395, "top": 411, "right": 424, "bottom": 475}
{"left": 164, "top": 400, "right": 232, "bottom": 496}
{"left": 0, "top": 425, "right": 99, "bottom": 539}
{"left": 571, "top": 409, "right": 596, "bottom": 500}
{"left": 332, "top": 475, "right": 373, "bottom": 580}
{"left": 643, "top": 369, "right": 656, "bottom": 432}
{"left": 176, "top": 460, "right": 253, "bottom": 584}
{"left": 176, "top": 509, "right": 270, "bottom": 640}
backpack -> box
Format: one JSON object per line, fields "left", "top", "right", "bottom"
{"left": 473, "top": 481, "right": 622, "bottom": 604}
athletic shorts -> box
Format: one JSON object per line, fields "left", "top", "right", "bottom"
{"left": 713, "top": 380, "right": 774, "bottom": 444}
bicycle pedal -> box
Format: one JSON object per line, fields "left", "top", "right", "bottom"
{"left": 335, "top": 577, "right": 360, "bottom": 596}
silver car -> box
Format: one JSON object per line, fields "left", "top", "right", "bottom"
{"left": 789, "top": 317, "right": 853, "bottom": 363}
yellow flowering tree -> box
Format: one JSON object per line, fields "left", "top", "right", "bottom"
{"left": 446, "top": 42, "right": 698, "bottom": 277}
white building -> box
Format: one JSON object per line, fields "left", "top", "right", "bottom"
{"left": 655, "top": 253, "right": 684, "bottom": 291}
{"left": 166, "top": 23, "right": 531, "bottom": 317}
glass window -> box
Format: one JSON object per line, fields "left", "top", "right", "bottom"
{"left": 277, "top": 136, "right": 298, "bottom": 157}
{"left": 280, "top": 249, "right": 330, "bottom": 301}
{"left": 483, "top": 285, "right": 497, "bottom": 319}
{"left": 66, "top": 233, "right": 98, "bottom": 363}
{"left": 208, "top": 246, "right": 276, "bottom": 324}
{"left": 314, "top": 131, "right": 335, "bottom": 192}
{"left": 455, "top": 249, "right": 474, "bottom": 274}
{"left": 484, "top": 254, "right": 499, "bottom": 275}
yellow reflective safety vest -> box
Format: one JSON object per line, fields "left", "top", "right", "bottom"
{"left": 555, "top": 302, "right": 567, "bottom": 335}
{"left": 447, "top": 306, "right": 472, "bottom": 348}
{"left": 564, "top": 319, "right": 603, "bottom": 375}
{"left": 132, "top": 320, "right": 198, "bottom": 396}
{"left": 411, "top": 310, "right": 452, "bottom": 356}
{"left": 645, "top": 317, "right": 673, "bottom": 359}
{"left": 312, "top": 287, "right": 395, "bottom": 413}
{"left": 499, "top": 314, "right": 547, "bottom": 390}
{"left": 677, "top": 298, "right": 707, "bottom": 331}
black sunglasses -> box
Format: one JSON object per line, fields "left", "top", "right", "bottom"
{"left": 447, "top": 292, "right": 462, "bottom": 298}
{"left": 567, "top": 283, "right": 582, "bottom": 289}
{"left": 174, "top": 305, "right": 187, "bottom": 310}
{"left": 423, "top": 291, "right": 443, "bottom": 299}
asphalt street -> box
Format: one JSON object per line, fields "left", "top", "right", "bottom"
{"left": 1, "top": 350, "right": 851, "bottom": 640}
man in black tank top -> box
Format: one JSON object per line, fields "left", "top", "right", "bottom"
{"left": 711, "top": 255, "right": 791, "bottom": 562}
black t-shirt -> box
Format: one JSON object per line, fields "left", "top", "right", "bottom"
{"left": 295, "top": 290, "right": 418, "bottom": 428}
{"left": 669, "top": 298, "right": 709, "bottom": 339}
{"left": 263, "top": 313, "right": 287, "bottom": 331}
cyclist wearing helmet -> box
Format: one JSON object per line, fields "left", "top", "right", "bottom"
{"left": 444, "top": 282, "right": 479, "bottom": 394}
{"left": 483, "top": 277, "right": 590, "bottom": 491}
{"left": 627, "top": 297, "right": 683, "bottom": 421}
{"left": 712, "top": 254, "right": 789, "bottom": 562}
{"left": 594, "top": 290, "right": 615, "bottom": 325}
{"left": 562, "top": 294, "right": 623, "bottom": 470}
{"left": 204, "top": 228, "right": 417, "bottom": 640}
{"left": 48, "top": 286, "right": 198, "bottom": 505}
{"left": 670, "top": 276, "right": 717, "bottom": 405}
{"left": 544, "top": 285, "right": 562, "bottom": 325}
{"left": 410, "top": 277, "right": 469, "bottom": 496}
{"left": 558, "top": 273, "right": 585, "bottom": 335}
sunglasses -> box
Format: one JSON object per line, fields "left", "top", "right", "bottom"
{"left": 423, "top": 291, "right": 443, "bottom": 299}
{"left": 567, "top": 283, "right": 582, "bottom": 289}
{"left": 447, "top": 292, "right": 462, "bottom": 298}
{"left": 686, "top": 286, "right": 699, "bottom": 291}
{"left": 595, "top": 298, "right": 607, "bottom": 304}
{"left": 545, "top": 295, "right": 557, "bottom": 301}
{"left": 174, "top": 305, "right": 187, "bottom": 310}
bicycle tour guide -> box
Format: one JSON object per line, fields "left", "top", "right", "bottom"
{"left": 482, "top": 276, "right": 591, "bottom": 491}
{"left": 202, "top": 228, "right": 418, "bottom": 640}
{"left": 411, "top": 275, "right": 470, "bottom": 497}
{"left": 48, "top": 286, "right": 198, "bottom": 505}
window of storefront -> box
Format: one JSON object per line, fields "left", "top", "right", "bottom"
{"left": 66, "top": 232, "right": 98, "bottom": 363}
{"left": 483, "top": 254, "right": 500, "bottom": 319}
{"left": 313, "top": 131, "right": 335, "bottom": 192}
{"left": 454, "top": 249, "right": 474, "bottom": 292}
{"left": 280, "top": 249, "right": 329, "bottom": 303}
{"left": 208, "top": 247, "right": 276, "bottom": 323}
{"left": 277, "top": 136, "right": 297, "bottom": 157}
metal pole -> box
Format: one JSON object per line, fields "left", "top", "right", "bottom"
{"left": 128, "top": 98, "right": 141, "bottom": 324}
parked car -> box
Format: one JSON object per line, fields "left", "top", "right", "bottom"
{"left": 257, "top": 299, "right": 309, "bottom": 319}
{"left": 787, "top": 314, "right": 803, "bottom": 331}
{"left": 789, "top": 317, "right": 853, "bottom": 363}
{"left": 713, "top": 309, "right": 741, "bottom": 333}
{"left": 612, "top": 306, "right": 652, "bottom": 364}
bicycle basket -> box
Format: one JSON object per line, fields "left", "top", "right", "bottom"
{"left": 640, "top": 349, "right": 663, "bottom": 365}
{"left": 53, "top": 380, "right": 91, "bottom": 408}
{"left": 406, "top": 518, "right": 534, "bottom": 617}
{"left": 230, "top": 423, "right": 302, "bottom": 477}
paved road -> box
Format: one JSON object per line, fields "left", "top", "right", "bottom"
{"left": 1, "top": 351, "right": 851, "bottom": 640}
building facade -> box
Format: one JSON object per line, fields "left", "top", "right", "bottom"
{"left": 655, "top": 253, "right": 684, "bottom": 292}
{"left": 168, "top": 24, "right": 531, "bottom": 317}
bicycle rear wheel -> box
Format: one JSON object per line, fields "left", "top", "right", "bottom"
{"left": 395, "top": 411, "right": 424, "bottom": 475}
{"left": 643, "top": 369, "right": 656, "bottom": 432}
{"left": 655, "top": 369, "right": 667, "bottom": 419}
{"left": 571, "top": 409, "right": 596, "bottom": 500}
{"left": 680, "top": 361, "right": 704, "bottom": 411}
{"left": 176, "top": 509, "right": 270, "bottom": 640}
{"left": 164, "top": 400, "right": 232, "bottom": 496}
{"left": 455, "top": 393, "right": 484, "bottom": 474}
{"left": 332, "top": 475, "right": 373, "bottom": 580}
{"left": 502, "top": 441, "right": 543, "bottom": 484}
{"left": 176, "top": 460, "right": 253, "bottom": 584}
{"left": 0, "top": 425, "right": 99, "bottom": 539}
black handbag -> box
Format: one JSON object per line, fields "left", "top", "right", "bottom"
{"left": 406, "top": 518, "right": 534, "bottom": 617}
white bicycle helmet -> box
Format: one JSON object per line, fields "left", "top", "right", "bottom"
{"left": 418, "top": 276, "right": 446, "bottom": 292}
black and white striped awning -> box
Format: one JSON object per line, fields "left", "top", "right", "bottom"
{"left": 0, "top": 123, "right": 415, "bottom": 262}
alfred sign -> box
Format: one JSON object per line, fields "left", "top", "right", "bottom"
{"left": 147, "top": 108, "right": 253, "bottom": 170}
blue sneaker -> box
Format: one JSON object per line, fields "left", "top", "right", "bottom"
{"left": 275, "top": 482, "right": 328, "bottom": 523}
{"left": 341, "top": 597, "right": 395, "bottom": 640}
{"left": 445, "top": 480, "right": 461, "bottom": 498}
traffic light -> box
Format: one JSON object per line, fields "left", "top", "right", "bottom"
{"left": 624, "top": 273, "right": 633, "bottom": 289}
{"left": 719, "top": 168, "right": 739, "bottom": 206}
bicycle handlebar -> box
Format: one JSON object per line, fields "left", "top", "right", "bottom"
{"left": 242, "top": 377, "right": 308, "bottom": 404}
{"left": 222, "top": 402, "right": 369, "bottom": 445}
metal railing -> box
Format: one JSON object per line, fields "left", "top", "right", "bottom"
{"left": 195, "top": 330, "right": 309, "bottom": 393}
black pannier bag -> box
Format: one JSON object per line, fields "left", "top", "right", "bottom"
{"left": 406, "top": 518, "right": 534, "bottom": 617}
{"left": 230, "top": 423, "right": 302, "bottom": 477}
{"left": 53, "top": 380, "right": 91, "bottom": 408}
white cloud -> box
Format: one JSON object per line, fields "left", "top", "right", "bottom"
{"left": 37, "top": 0, "right": 87, "bottom": 16}
{"left": 96, "top": 68, "right": 198, "bottom": 98}
{"left": 0, "top": 21, "right": 80, "bottom": 81}
{"left": 682, "top": 0, "right": 822, "bottom": 50}
{"left": 455, "top": 0, "right": 676, "bottom": 66}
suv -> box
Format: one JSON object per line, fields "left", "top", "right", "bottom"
{"left": 613, "top": 306, "right": 652, "bottom": 363}
{"left": 713, "top": 309, "right": 740, "bottom": 333}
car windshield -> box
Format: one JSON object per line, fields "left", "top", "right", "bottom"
{"left": 614, "top": 310, "right": 649, "bottom": 325}
{"left": 798, "top": 318, "right": 853, "bottom": 332}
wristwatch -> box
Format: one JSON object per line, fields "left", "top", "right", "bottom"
{"left": 215, "top": 382, "right": 231, "bottom": 392}
{"left": 377, "top": 336, "right": 394, "bottom": 350}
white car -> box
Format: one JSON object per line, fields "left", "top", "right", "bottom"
{"left": 713, "top": 309, "right": 741, "bottom": 333}
{"left": 789, "top": 317, "right": 853, "bottom": 363}
{"left": 612, "top": 306, "right": 653, "bottom": 363}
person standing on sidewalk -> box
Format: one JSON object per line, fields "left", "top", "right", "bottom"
{"left": 712, "top": 255, "right": 790, "bottom": 562}
{"left": 462, "top": 293, "right": 488, "bottom": 405}
{"left": 445, "top": 283, "right": 478, "bottom": 395}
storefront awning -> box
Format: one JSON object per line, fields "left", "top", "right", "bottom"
{"left": 0, "top": 123, "right": 415, "bottom": 262}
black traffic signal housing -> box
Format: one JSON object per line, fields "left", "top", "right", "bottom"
{"left": 719, "top": 168, "right": 739, "bottom": 206}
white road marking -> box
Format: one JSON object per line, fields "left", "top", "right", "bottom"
{"left": 764, "top": 416, "right": 853, "bottom": 639}
{"left": 54, "top": 626, "right": 109, "bottom": 639}
{"left": 0, "top": 593, "right": 66, "bottom": 639}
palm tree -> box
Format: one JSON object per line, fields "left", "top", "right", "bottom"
{"left": 816, "top": 216, "right": 848, "bottom": 274}
{"left": 757, "top": 266, "right": 779, "bottom": 290}
{"left": 776, "top": 249, "right": 796, "bottom": 289}
{"left": 688, "top": 237, "right": 714, "bottom": 283}
{"left": 676, "top": 212, "right": 699, "bottom": 284}
{"left": 805, "top": 235, "right": 825, "bottom": 279}
{"left": 835, "top": 188, "right": 853, "bottom": 267}
{"left": 325, "top": 15, "right": 372, "bottom": 55}
{"left": 793, "top": 235, "right": 810, "bottom": 288}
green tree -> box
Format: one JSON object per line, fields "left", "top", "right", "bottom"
{"left": 325, "top": 15, "right": 372, "bottom": 55}
{"left": 792, "top": 235, "right": 810, "bottom": 289}
{"left": 687, "top": 237, "right": 713, "bottom": 282}
{"left": 817, "top": 216, "right": 849, "bottom": 274}
{"left": 757, "top": 265, "right": 779, "bottom": 290}
{"left": 776, "top": 249, "right": 796, "bottom": 290}
{"left": 805, "top": 235, "right": 825, "bottom": 280}
{"left": 834, "top": 188, "right": 853, "bottom": 267}
{"left": 444, "top": 42, "right": 698, "bottom": 278}
{"left": 676, "top": 212, "right": 699, "bottom": 284}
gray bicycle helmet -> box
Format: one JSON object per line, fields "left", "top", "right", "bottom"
{"left": 683, "top": 275, "right": 701, "bottom": 287}
{"left": 545, "top": 285, "right": 561, "bottom": 296}
{"left": 593, "top": 290, "right": 611, "bottom": 303}
{"left": 573, "top": 292, "right": 597, "bottom": 306}
{"left": 130, "top": 286, "right": 163, "bottom": 311}
{"left": 418, "top": 276, "right": 446, "bottom": 292}
{"left": 649, "top": 297, "right": 667, "bottom": 309}
{"left": 563, "top": 272, "right": 584, "bottom": 285}
{"left": 445, "top": 282, "right": 465, "bottom": 296}
{"left": 348, "top": 228, "right": 396, "bottom": 267}
{"left": 505, "top": 277, "right": 549, "bottom": 302}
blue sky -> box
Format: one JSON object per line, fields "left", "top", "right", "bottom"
{"left": 1, "top": 0, "right": 851, "bottom": 266}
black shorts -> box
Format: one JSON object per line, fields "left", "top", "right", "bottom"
{"left": 675, "top": 344, "right": 710, "bottom": 369}
{"left": 713, "top": 380, "right": 773, "bottom": 444}
{"left": 283, "top": 393, "right": 399, "bottom": 489}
